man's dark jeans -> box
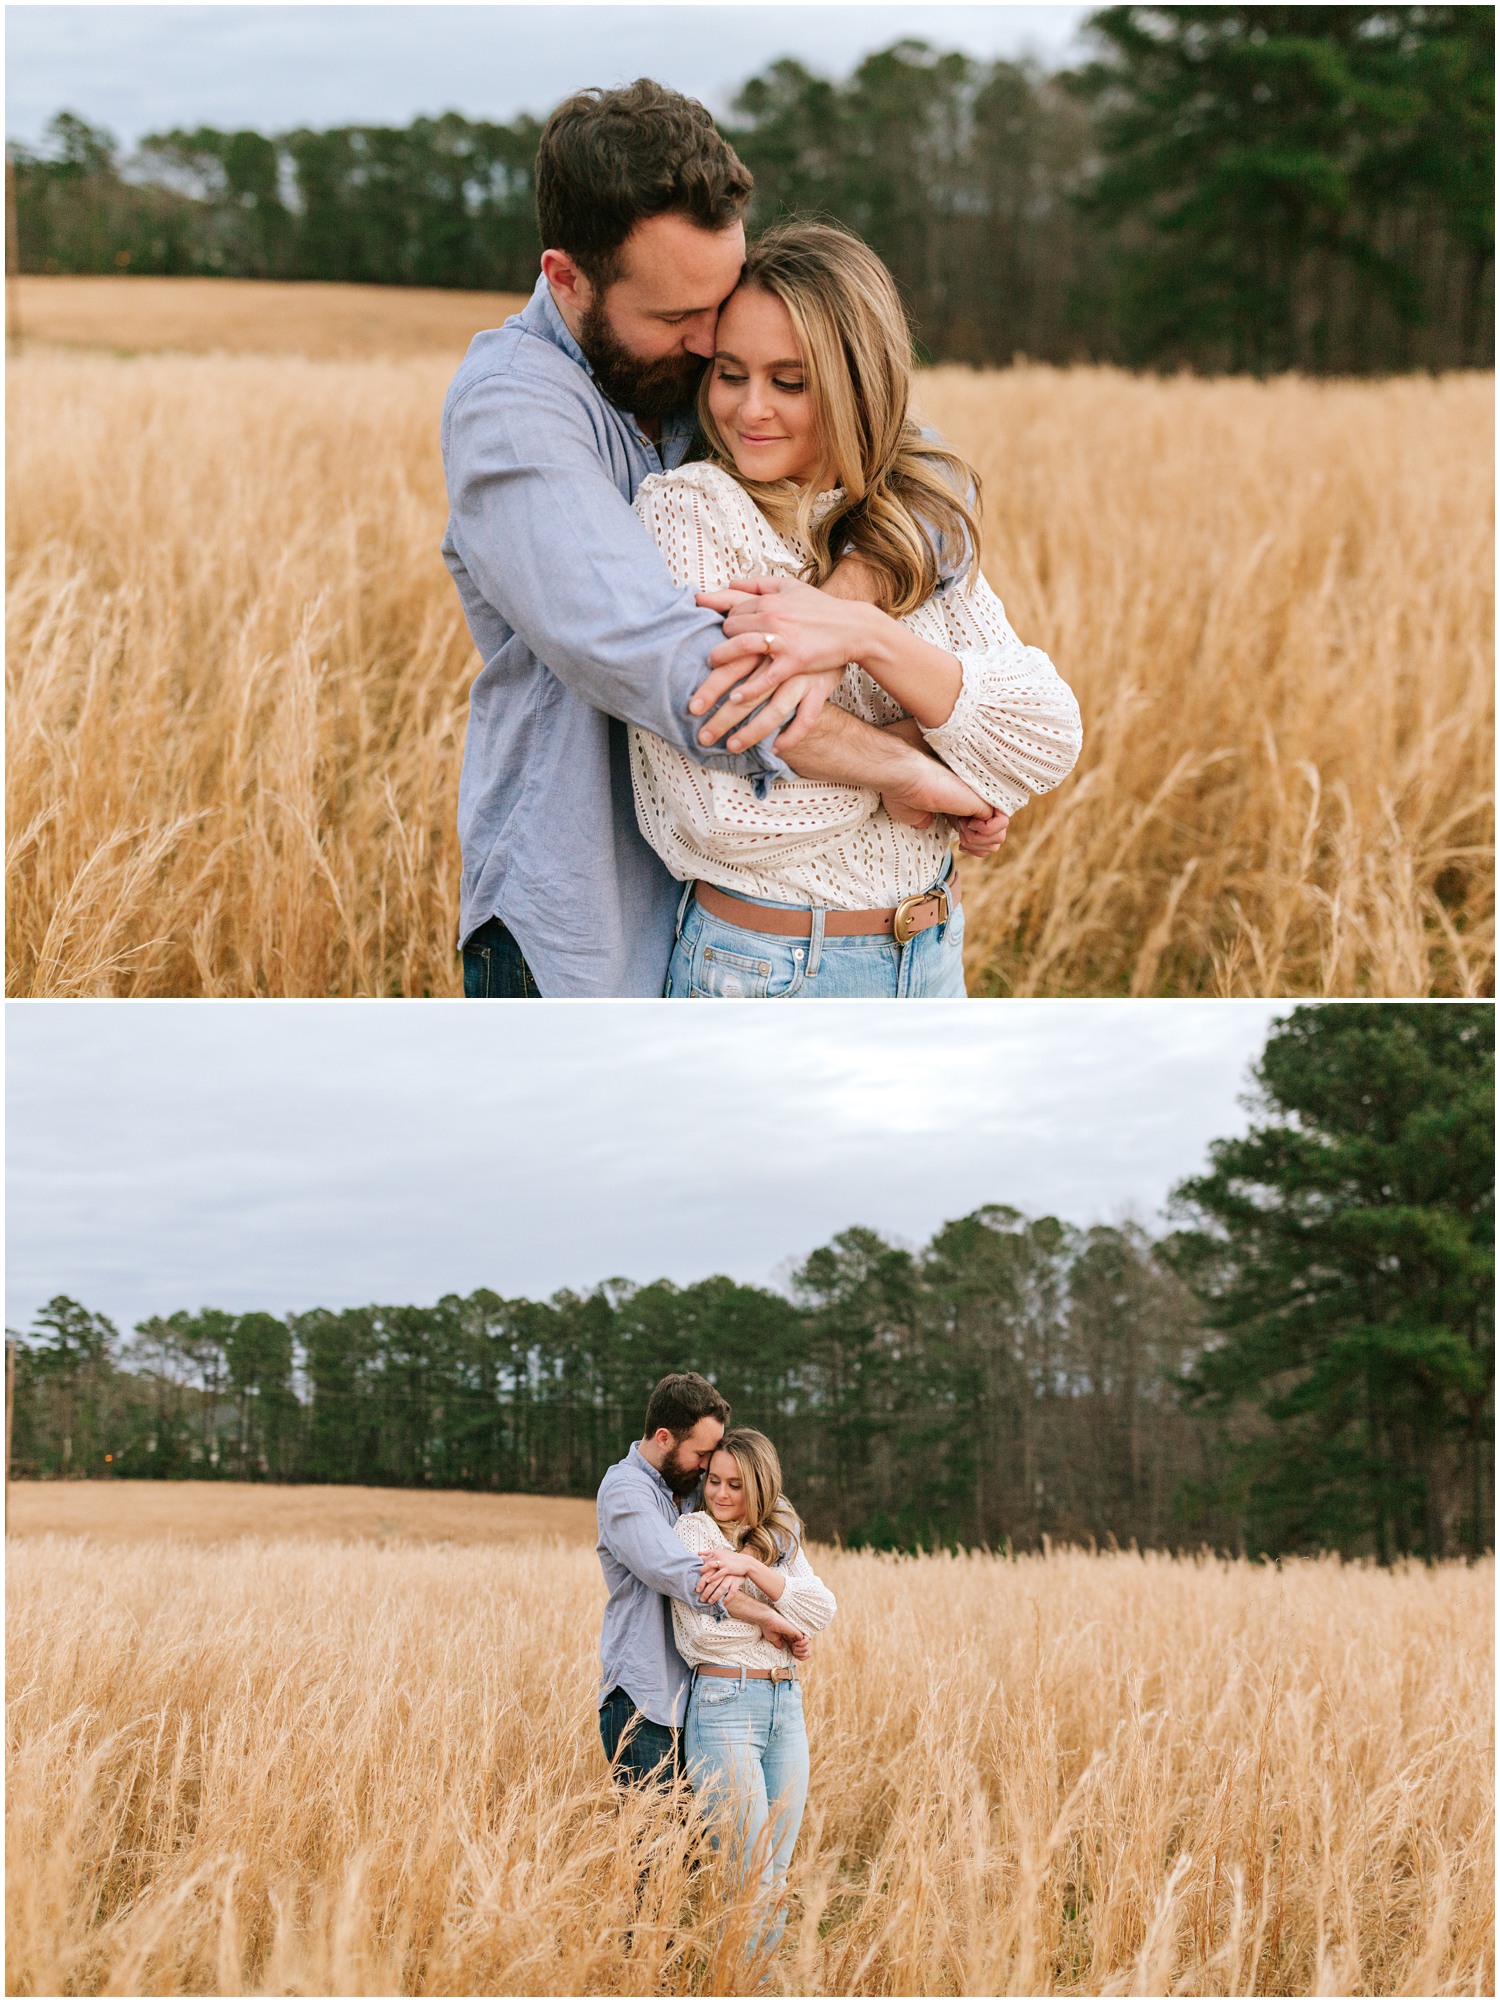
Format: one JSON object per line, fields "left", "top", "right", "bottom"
{"left": 599, "top": 1688, "right": 681, "bottom": 1792}
{"left": 461, "top": 914, "right": 542, "bottom": 998}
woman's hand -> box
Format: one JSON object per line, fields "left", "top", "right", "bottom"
{"left": 693, "top": 576, "right": 878, "bottom": 724}
{"left": 698, "top": 1549, "right": 755, "bottom": 1588}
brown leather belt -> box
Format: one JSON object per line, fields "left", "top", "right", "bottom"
{"left": 696, "top": 1662, "right": 798, "bottom": 1683}
{"left": 693, "top": 869, "right": 959, "bottom": 947}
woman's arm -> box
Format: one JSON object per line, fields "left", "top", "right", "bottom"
{"left": 696, "top": 571, "right": 1081, "bottom": 814}
{"left": 696, "top": 1547, "right": 788, "bottom": 1603}
{"left": 698, "top": 1543, "right": 837, "bottom": 1632}
{"left": 909, "top": 569, "right": 1083, "bottom": 812}
{"left": 774, "top": 1547, "right": 837, "bottom": 1634}
{"left": 631, "top": 476, "right": 884, "bottom": 859}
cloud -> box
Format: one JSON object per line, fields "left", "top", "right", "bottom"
{"left": 6, "top": 999, "right": 1284, "bottom": 1331}
{"left": 6, "top": 5, "right": 1093, "bottom": 150}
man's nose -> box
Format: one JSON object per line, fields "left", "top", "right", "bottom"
{"left": 681, "top": 314, "right": 718, "bottom": 359}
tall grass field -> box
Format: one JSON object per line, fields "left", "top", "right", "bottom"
{"left": 6, "top": 277, "right": 1494, "bottom": 996}
{"left": 6, "top": 1483, "right": 1492, "bottom": 1996}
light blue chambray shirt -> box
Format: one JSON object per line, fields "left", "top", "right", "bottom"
{"left": 596, "top": 1441, "right": 726, "bottom": 1729}
{"left": 440, "top": 276, "right": 789, "bottom": 999}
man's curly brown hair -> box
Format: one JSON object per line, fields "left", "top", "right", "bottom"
{"left": 535, "top": 78, "right": 753, "bottom": 287}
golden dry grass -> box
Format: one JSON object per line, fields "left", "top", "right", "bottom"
{"left": 6, "top": 279, "right": 1493, "bottom": 996}
{"left": 918, "top": 368, "right": 1496, "bottom": 997}
{"left": 7, "top": 1522, "right": 1492, "bottom": 1997}
{"left": 5, "top": 1478, "right": 597, "bottom": 1547}
{"left": 7, "top": 275, "right": 529, "bottom": 361}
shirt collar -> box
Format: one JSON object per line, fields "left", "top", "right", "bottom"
{"left": 522, "top": 272, "right": 592, "bottom": 375}
{"left": 629, "top": 1439, "right": 683, "bottom": 1502}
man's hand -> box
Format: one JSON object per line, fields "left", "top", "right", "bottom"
{"left": 693, "top": 665, "right": 846, "bottom": 756}
{"left": 879, "top": 747, "right": 989, "bottom": 828}
{"left": 953, "top": 805, "right": 1010, "bottom": 857}
{"left": 760, "top": 1609, "right": 811, "bottom": 1658}
{"left": 876, "top": 718, "right": 1009, "bottom": 850}
{"left": 819, "top": 553, "right": 886, "bottom": 605}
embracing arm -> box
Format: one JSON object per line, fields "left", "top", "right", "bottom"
{"left": 599, "top": 1486, "right": 716, "bottom": 1606}
{"left": 442, "top": 365, "right": 790, "bottom": 779}
{"left": 599, "top": 1486, "right": 790, "bottom": 1634}
{"left": 671, "top": 1513, "right": 812, "bottom": 1650}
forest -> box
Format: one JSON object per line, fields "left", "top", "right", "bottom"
{"left": 9, "top": 7, "right": 1493, "bottom": 373}
{"left": 10, "top": 1006, "right": 1493, "bottom": 1561}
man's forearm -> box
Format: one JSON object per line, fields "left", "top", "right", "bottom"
{"left": 723, "top": 1586, "right": 791, "bottom": 1630}
{"left": 778, "top": 703, "right": 922, "bottom": 789}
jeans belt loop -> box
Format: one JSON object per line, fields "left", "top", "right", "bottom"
{"left": 675, "top": 878, "right": 695, "bottom": 932}
{"left": 806, "top": 903, "right": 826, "bottom": 979}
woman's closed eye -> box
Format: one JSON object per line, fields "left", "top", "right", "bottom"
{"left": 713, "top": 367, "right": 805, "bottom": 394}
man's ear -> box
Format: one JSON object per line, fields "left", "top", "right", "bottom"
{"left": 541, "top": 248, "right": 592, "bottom": 314}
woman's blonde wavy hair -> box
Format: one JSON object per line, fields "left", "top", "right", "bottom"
{"left": 705, "top": 1427, "right": 803, "bottom": 1567}
{"left": 696, "top": 218, "right": 982, "bottom": 618}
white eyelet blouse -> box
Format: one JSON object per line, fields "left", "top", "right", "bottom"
{"left": 629, "top": 460, "right": 1082, "bottom": 909}
{"left": 671, "top": 1507, "right": 838, "bottom": 1673}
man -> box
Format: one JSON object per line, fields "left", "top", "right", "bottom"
{"left": 441, "top": 78, "right": 1000, "bottom": 998}
{"left": 596, "top": 1372, "right": 803, "bottom": 1789}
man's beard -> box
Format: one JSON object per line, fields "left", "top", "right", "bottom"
{"left": 659, "top": 1444, "right": 704, "bottom": 1497}
{"left": 578, "top": 294, "right": 704, "bottom": 425}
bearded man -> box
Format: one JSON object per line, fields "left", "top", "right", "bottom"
{"left": 441, "top": 78, "right": 968, "bottom": 996}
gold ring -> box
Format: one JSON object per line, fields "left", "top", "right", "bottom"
{"left": 761, "top": 632, "right": 778, "bottom": 655}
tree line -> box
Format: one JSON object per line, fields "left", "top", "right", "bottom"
{"left": 10, "top": 1006, "right": 1492, "bottom": 1561}
{"left": 9, "top": 7, "right": 1492, "bottom": 373}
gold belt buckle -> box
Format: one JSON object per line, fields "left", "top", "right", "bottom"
{"left": 771, "top": 1664, "right": 794, "bottom": 1683}
{"left": 893, "top": 884, "right": 948, "bottom": 946}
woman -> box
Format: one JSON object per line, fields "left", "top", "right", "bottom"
{"left": 630, "top": 219, "right": 1083, "bottom": 999}
{"left": 671, "top": 1428, "right": 836, "bottom": 1950}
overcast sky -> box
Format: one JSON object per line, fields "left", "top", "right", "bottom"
{"left": 5, "top": 3, "right": 1093, "bottom": 153}
{"left": 6, "top": 1000, "right": 1286, "bottom": 1333}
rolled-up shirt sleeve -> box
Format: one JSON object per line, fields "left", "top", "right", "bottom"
{"left": 443, "top": 365, "right": 789, "bottom": 785}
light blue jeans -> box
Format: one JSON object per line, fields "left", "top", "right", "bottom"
{"left": 664, "top": 863, "right": 966, "bottom": 999}
{"left": 684, "top": 1672, "right": 810, "bottom": 1953}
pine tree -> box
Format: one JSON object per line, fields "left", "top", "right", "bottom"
{"left": 1167, "top": 1003, "right": 1493, "bottom": 1557}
